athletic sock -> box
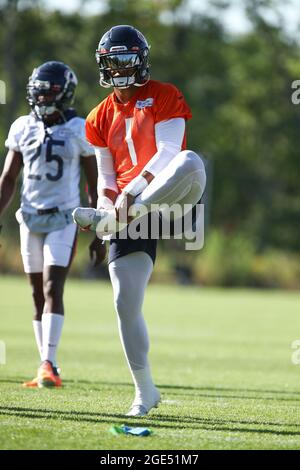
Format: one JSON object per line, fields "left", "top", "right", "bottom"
{"left": 41, "top": 313, "right": 64, "bottom": 367}
{"left": 32, "top": 320, "right": 43, "bottom": 361}
{"left": 130, "top": 365, "right": 158, "bottom": 408}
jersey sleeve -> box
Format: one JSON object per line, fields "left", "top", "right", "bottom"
{"left": 153, "top": 83, "right": 192, "bottom": 124}
{"left": 70, "top": 117, "right": 94, "bottom": 157}
{"left": 5, "top": 116, "right": 28, "bottom": 151}
{"left": 85, "top": 106, "right": 107, "bottom": 148}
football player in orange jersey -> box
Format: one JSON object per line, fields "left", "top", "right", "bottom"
{"left": 73, "top": 25, "right": 206, "bottom": 416}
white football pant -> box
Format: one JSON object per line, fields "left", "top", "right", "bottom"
{"left": 19, "top": 223, "right": 77, "bottom": 273}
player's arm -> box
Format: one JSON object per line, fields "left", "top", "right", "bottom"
{"left": 80, "top": 154, "right": 107, "bottom": 266}
{"left": 0, "top": 150, "right": 23, "bottom": 217}
{"left": 124, "top": 118, "right": 185, "bottom": 197}
{"left": 87, "top": 147, "right": 119, "bottom": 264}
{"left": 116, "top": 118, "right": 185, "bottom": 219}
{"left": 85, "top": 112, "right": 119, "bottom": 208}
{"left": 81, "top": 154, "right": 98, "bottom": 209}
{"left": 85, "top": 117, "right": 119, "bottom": 216}
{"left": 94, "top": 147, "right": 119, "bottom": 208}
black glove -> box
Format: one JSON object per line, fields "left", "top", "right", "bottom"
{"left": 89, "top": 236, "right": 106, "bottom": 267}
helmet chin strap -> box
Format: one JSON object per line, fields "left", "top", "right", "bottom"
{"left": 134, "top": 78, "right": 149, "bottom": 87}
{"left": 34, "top": 104, "right": 66, "bottom": 124}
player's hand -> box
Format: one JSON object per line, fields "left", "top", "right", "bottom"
{"left": 89, "top": 236, "right": 106, "bottom": 266}
{"left": 115, "top": 192, "right": 135, "bottom": 223}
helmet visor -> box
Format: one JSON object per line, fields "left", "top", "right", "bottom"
{"left": 28, "top": 80, "right": 63, "bottom": 99}
{"left": 100, "top": 53, "right": 140, "bottom": 71}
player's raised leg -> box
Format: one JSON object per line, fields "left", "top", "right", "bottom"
{"left": 142, "top": 150, "right": 205, "bottom": 206}
{"left": 73, "top": 150, "right": 206, "bottom": 234}
{"left": 136, "top": 150, "right": 206, "bottom": 217}
{"left": 109, "top": 252, "right": 161, "bottom": 417}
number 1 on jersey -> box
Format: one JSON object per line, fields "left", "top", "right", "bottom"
{"left": 125, "top": 118, "right": 137, "bottom": 166}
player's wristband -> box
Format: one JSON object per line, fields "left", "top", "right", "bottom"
{"left": 124, "top": 175, "right": 148, "bottom": 197}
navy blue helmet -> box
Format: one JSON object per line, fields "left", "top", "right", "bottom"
{"left": 95, "top": 25, "right": 150, "bottom": 89}
{"left": 27, "top": 61, "right": 78, "bottom": 121}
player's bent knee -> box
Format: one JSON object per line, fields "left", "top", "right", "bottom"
{"left": 175, "top": 151, "right": 206, "bottom": 198}
{"left": 177, "top": 150, "right": 206, "bottom": 173}
{"left": 43, "top": 278, "right": 63, "bottom": 302}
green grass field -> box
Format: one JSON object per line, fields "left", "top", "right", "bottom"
{"left": 1, "top": 275, "right": 300, "bottom": 450}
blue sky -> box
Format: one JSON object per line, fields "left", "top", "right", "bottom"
{"left": 43, "top": 0, "right": 299, "bottom": 36}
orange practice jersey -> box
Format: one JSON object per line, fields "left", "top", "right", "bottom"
{"left": 86, "top": 80, "right": 192, "bottom": 192}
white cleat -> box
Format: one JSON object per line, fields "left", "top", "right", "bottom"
{"left": 126, "top": 388, "right": 161, "bottom": 417}
{"left": 72, "top": 207, "right": 100, "bottom": 230}
{"left": 72, "top": 207, "right": 129, "bottom": 236}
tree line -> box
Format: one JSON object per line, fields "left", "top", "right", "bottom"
{"left": 1, "top": 0, "right": 300, "bottom": 282}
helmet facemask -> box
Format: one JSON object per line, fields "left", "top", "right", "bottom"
{"left": 27, "top": 66, "right": 77, "bottom": 122}
{"left": 27, "top": 82, "right": 62, "bottom": 119}
{"left": 96, "top": 48, "right": 150, "bottom": 89}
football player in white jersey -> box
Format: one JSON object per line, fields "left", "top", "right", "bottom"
{"left": 0, "top": 61, "right": 104, "bottom": 388}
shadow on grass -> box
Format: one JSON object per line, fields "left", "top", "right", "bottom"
{"left": 1, "top": 405, "right": 300, "bottom": 437}
{"left": 1, "top": 377, "right": 300, "bottom": 402}
{"left": 61, "top": 380, "right": 300, "bottom": 400}
{"left": 0, "top": 377, "right": 300, "bottom": 401}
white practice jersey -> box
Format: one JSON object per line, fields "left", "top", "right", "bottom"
{"left": 5, "top": 112, "right": 93, "bottom": 213}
